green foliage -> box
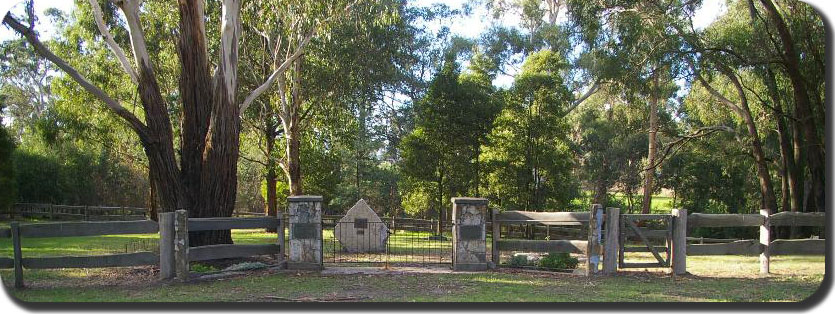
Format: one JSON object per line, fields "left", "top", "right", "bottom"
{"left": 189, "top": 263, "right": 219, "bottom": 274}
{"left": 537, "top": 252, "right": 579, "bottom": 270}
{"left": 508, "top": 254, "right": 533, "bottom": 267}
{"left": 0, "top": 121, "right": 15, "bottom": 212}
{"left": 400, "top": 52, "right": 499, "bottom": 220}
{"left": 482, "top": 50, "right": 579, "bottom": 211}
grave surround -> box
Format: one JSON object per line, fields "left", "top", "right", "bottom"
{"left": 334, "top": 199, "right": 389, "bottom": 253}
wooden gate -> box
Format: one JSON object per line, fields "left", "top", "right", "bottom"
{"left": 618, "top": 214, "right": 673, "bottom": 269}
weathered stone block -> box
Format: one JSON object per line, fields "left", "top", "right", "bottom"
{"left": 334, "top": 199, "right": 389, "bottom": 253}
{"left": 452, "top": 197, "right": 488, "bottom": 271}
{"left": 288, "top": 196, "right": 322, "bottom": 270}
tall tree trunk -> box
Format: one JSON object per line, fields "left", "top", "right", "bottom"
{"left": 283, "top": 59, "right": 304, "bottom": 197}
{"left": 148, "top": 169, "right": 158, "bottom": 221}
{"left": 759, "top": 0, "right": 825, "bottom": 212}
{"left": 765, "top": 68, "right": 801, "bottom": 217}
{"left": 436, "top": 160, "right": 445, "bottom": 236}
{"left": 189, "top": 0, "right": 242, "bottom": 246}
{"left": 641, "top": 74, "right": 659, "bottom": 214}
{"left": 6, "top": 0, "right": 243, "bottom": 248}
{"left": 265, "top": 122, "right": 278, "bottom": 231}
{"left": 593, "top": 178, "right": 608, "bottom": 207}
{"left": 285, "top": 123, "right": 303, "bottom": 196}
{"left": 725, "top": 72, "right": 779, "bottom": 214}
{"left": 177, "top": 0, "right": 212, "bottom": 213}
{"left": 792, "top": 118, "right": 806, "bottom": 211}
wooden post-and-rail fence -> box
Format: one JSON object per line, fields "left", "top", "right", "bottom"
{"left": 0, "top": 210, "right": 286, "bottom": 288}
{"left": 6, "top": 203, "right": 270, "bottom": 221}
{"left": 0, "top": 206, "right": 824, "bottom": 288}
{"left": 488, "top": 207, "right": 824, "bottom": 276}
{"left": 490, "top": 204, "right": 610, "bottom": 276}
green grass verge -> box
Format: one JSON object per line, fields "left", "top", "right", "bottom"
{"left": 0, "top": 254, "right": 824, "bottom": 302}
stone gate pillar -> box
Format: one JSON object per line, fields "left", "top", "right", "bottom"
{"left": 452, "top": 197, "right": 488, "bottom": 271}
{"left": 287, "top": 195, "right": 323, "bottom": 270}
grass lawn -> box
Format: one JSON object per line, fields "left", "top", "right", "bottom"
{"left": 0, "top": 254, "right": 825, "bottom": 302}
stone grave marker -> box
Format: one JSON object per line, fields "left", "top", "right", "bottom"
{"left": 335, "top": 199, "right": 389, "bottom": 253}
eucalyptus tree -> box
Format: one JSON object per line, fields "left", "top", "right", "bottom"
{"left": 754, "top": 0, "right": 824, "bottom": 212}
{"left": 562, "top": 0, "right": 690, "bottom": 213}
{"left": 238, "top": 0, "right": 419, "bottom": 219}
{"left": 3, "top": 0, "right": 357, "bottom": 245}
{"left": 742, "top": 0, "right": 825, "bottom": 212}
{"left": 0, "top": 38, "right": 54, "bottom": 140}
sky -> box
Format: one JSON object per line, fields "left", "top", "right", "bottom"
{"left": 0, "top": 0, "right": 829, "bottom": 90}
{"left": 1, "top": 0, "right": 728, "bottom": 48}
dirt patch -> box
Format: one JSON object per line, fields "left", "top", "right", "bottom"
{"left": 17, "top": 266, "right": 159, "bottom": 289}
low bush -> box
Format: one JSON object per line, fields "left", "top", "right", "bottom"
{"left": 538, "top": 252, "right": 578, "bottom": 270}
{"left": 508, "top": 254, "right": 532, "bottom": 267}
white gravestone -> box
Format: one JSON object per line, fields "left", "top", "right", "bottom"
{"left": 334, "top": 199, "right": 389, "bottom": 253}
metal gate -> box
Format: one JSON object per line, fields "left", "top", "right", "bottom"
{"left": 323, "top": 216, "right": 453, "bottom": 267}
{"left": 618, "top": 214, "right": 673, "bottom": 269}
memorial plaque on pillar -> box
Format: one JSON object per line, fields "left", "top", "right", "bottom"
{"left": 288, "top": 196, "right": 323, "bottom": 270}
{"left": 452, "top": 197, "right": 489, "bottom": 271}
{"left": 292, "top": 223, "right": 318, "bottom": 239}
{"left": 459, "top": 225, "right": 483, "bottom": 241}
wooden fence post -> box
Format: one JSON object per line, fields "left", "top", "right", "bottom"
{"left": 491, "top": 208, "right": 500, "bottom": 267}
{"left": 760, "top": 209, "right": 770, "bottom": 275}
{"left": 586, "top": 204, "right": 603, "bottom": 275}
{"left": 671, "top": 208, "right": 687, "bottom": 275}
{"left": 174, "top": 210, "right": 189, "bottom": 281}
{"left": 158, "top": 212, "right": 175, "bottom": 279}
{"left": 603, "top": 207, "right": 620, "bottom": 275}
{"left": 11, "top": 222, "right": 24, "bottom": 289}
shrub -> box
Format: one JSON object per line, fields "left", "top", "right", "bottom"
{"left": 190, "top": 263, "right": 218, "bottom": 273}
{"left": 538, "top": 252, "right": 578, "bottom": 270}
{"left": 508, "top": 254, "right": 532, "bottom": 267}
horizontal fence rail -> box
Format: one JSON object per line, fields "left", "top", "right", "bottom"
{"left": 490, "top": 207, "right": 602, "bottom": 276}
{"left": 685, "top": 210, "right": 825, "bottom": 274}
{"left": 495, "top": 239, "right": 588, "bottom": 254}
{"left": 188, "top": 244, "right": 280, "bottom": 262}
{"left": 21, "top": 252, "right": 158, "bottom": 269}
{"left": 0, "top": 220, "right": 161, "bottom": 289}
{"left": 187, "top": 217, "right": 279, "bottom": 231}
{"left": 14, "top": 220, "right": 159, "bottom": 238}
{"left": 494, "top": 211, "right": 590, "bottom": 225}
{"left": 168, "top": 210, "right": 284, "bottom": 281}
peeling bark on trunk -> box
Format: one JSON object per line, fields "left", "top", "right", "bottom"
{"left": 189, "top": 0, "right": 241, "bottom": 246}
{"left": 176, "top": 0, "right": 212, "bottom": 213}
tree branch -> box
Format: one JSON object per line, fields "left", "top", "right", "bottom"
{"left": 643, "top": 125, "right": 736, "bottom": 171}
{"left": 564, "top": 80, "right": 601, "bottom": 115}
{"left": 239, "top": 25, "right": 315, "bottom": 114}
{"left": 87, "top": 0, "right": 138, "bottom": 84}
{"left": 3, "top": 13, "right": 149, "bottom": 138}
{"left": 686, "top": 58, "right": 744, "bottom": 116}
{"left": 239, "top": 0, "right": 362, "bottom": 114}
{"left": 114, "top": 0, "right": 154, "bottom": 73}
